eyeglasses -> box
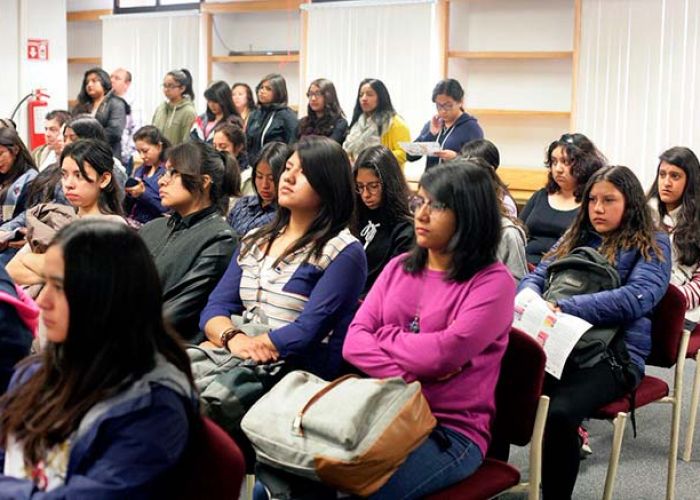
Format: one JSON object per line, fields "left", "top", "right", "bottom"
{"left": 435, "top": 102, "right": 456, "bottom": 112}
{"left": 161, "top": 168, "right": 180, "bottom": 181}
{"left": 162, "top": 83, "right": 181, "bottom": 90}
{"left": 306, "top": 91, "right": 322, "bottom": 99}
{"left": 409, "top": 195, "right": 448, "bottom": 214}
{"left": 355, "top": 181, "right": 382, "bottom": 195}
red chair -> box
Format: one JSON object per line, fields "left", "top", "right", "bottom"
{"left": 425, "top": 328, "right": 550, "bottom": 500}
{"left": 174, "top": 416, "right": 247, "bottom": 499}
{"left": 592, "top": 286, "right": 690, "bottom": 500}
{"left": 682, "top": 324, "right": 700, "bottom": 461}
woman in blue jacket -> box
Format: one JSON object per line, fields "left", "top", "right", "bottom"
{"left": 518, "top": 165, "right": 671, "bottom": 499}
{"left": 0, "top": 219, "right": 196, "bottom": 497}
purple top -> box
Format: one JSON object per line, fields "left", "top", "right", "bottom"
{"left": 343, "top": 255, "right": 515, "bottom": 455}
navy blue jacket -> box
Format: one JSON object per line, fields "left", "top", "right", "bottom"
{"left": 409, "top": 112, "right": 483, "bottom": 170}
{"left": 518, "top": 232, "right": 672, "bottom": 374}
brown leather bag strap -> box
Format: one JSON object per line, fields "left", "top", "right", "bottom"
{"left": 292, "top": 374, "right": 358, "bottom": 436}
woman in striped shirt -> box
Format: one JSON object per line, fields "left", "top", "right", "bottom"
{"left": 199, "top": 136, "right": 367, "bottom": 379}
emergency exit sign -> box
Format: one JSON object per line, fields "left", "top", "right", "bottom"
{"left": 27, "top": 39, "right": 49, "bottom": 61}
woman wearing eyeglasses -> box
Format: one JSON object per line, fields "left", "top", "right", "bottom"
{"left": 408, "top": 79, "right": 483, "bottom": 171}
{"left": 298, "top": 79, "right": 348, "bottom": 144}
{"left": 152, "top": 69, "right": 197, "bottom": 146}
{"left": 353, "top": 145, "right": 413, "bottom": 296}
{"left": 343, "top": 159, "right": 515, "bottom": 499}
{"left": 140, "top": 141, "right": 238, "bottom": 340}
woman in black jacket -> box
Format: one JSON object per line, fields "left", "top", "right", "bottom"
{"left": 72, "top": 67, "right": 128, "bottom": 159}
{"left": 246, "top": 73, "right": 298, "bottom": 159}
{"left": 139, "top": 141, "right": 239, "bottom": 340}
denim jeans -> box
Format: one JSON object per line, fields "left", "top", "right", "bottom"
{"left": 368, "top": 425, "right": 483, "bottom": 500}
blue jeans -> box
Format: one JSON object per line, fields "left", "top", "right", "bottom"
{"left": 369, "top": 425, "right": 483, "bottom": 500}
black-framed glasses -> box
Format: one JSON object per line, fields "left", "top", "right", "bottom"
{"left": 355, "top": 181, "right": 382, "bottom": 195}
{"left": 162, "top": 83, "right": 182, "bottom": 90}
{"left": 435, "top": 102, "right": 456, "bottom": 112}
{"left": 306, "top": 91, "right": 322, "bottom": 99}
{"left": 409, "top": 194, "right": 448, "bottom": 214}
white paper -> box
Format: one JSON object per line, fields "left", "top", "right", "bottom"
{"left": 399, "top": 141, "right": 441, "bottom": 157}
{"left": 513, "top": 288, "right": 592, "bottom": 379}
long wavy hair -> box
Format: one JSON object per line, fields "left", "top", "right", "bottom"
{"left": 544, "top": 133, "right": 606, "bottom": 202}
{"left": 0, "top": 127, "right": 36, "bottom": 205}
{"left": 548, "top": 165, "right": 661, "bottom": 263}
{"left": 299, "top": 79, "right": 346, "bottom": 138}
{"left": 646, "top": 146, "right": 700, "bottom": 266}
{"left": 0, "top": 220, "right": 193, "bottom": 466}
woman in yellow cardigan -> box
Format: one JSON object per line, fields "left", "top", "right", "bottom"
{"left": 343, "top": 78, "right": 410, "bottom": 168}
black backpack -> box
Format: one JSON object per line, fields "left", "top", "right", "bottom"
{"left": 543, "top": 247, "right": 628, "bottom": 369}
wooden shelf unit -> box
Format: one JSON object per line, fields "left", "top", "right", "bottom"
{"left": 66, "top": 9, "right": 111, "bottom": 22}
{"left": 211, "top": 54, "right": 300, "bottom": 64}
{"left": 449, "top": 51, "right": 573, "bottom": 60}
{"left": 67, "top": 57, "right": 102, "bottom": 65}
{"left": 202, "top": 0, "right": 305, "bottom": 14}
{"left": 471, "top": 109, "right": 571, "bottom": 119}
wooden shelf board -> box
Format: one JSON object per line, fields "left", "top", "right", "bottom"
{"left": 67, "top": 9, "right": 111, "bottom": 22}
{"left": 449, "top": 51, "right": 573, "bottom": 60}
{"left": 68, "top": 57, "right": 102, "bottom": 65}
{"left": 498, "top": 166, "right": 548, "bottom": 197}
{"left": 211, "top": 54, "right": 299, "bottom": 63}
{"left": 202, "top": 0, "right": 306, "bottom": 14}
{"left": 470, "top": 108, "right": 570, "bottom": 119}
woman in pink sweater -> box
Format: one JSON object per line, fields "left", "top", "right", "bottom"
{"left": 344, "top": 159, "right": 516, "bottom": 499}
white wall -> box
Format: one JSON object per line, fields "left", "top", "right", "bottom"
{"left": 0, "top": 0, "right": 21, "bottom": 120}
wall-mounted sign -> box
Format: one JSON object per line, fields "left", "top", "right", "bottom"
{"left": 27, "top": 39, "right": 49, "bottom": 61}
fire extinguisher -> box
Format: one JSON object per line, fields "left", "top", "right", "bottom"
{"left": 28, "top": 89, "right": 50, "bottom": 150}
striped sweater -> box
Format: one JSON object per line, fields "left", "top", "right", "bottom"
{"left": 199, "top": 228, "right": 367, "bottom": 378}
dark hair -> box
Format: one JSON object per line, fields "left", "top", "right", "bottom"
{"left": 60, "top": 139, "right": 123, "bottom": 216}
{"left": 0, "top": 127, "right": 37, "bottom": 205}
{"left": 299, "top": 78, "right": 346, "bottom": 138}
{"left": 0, "top": 219, "right": 193, "bottom": 465}
{"left": 461, "top": 139, "right": 516, "bottom": 214}
{"left": 231, "top": 82, "right": 256, "bottom": 114}
{"left": 166, "top": 141, "right": 239, "bottom": 214}
{"left": 251, "top": 142, "right": 291, "bottom": 203}
{"left": 74, "top": 67, "right": 112, "bottom": 110}
{"left": 213, "top": 122, "right": 246, "bottom": 151}
{"left": 0, "top": 118, "right": 17, "bottom": 130}
{"left": 544, "top": 133, "right": 605, "bottom": 202}
{"left": 204, "top": 80, "right": 239, "bottom": 122}
{"left": 133, "top": 125, "right": 171, "bottom": 164}
{"left": 166, "top": 68, "right": 195, "bottom": 100}
{"left": 353, "top": 145, "right": 411, "bottom": 224}
{"left": 549, "top": 165, "right": 661, "bottom": 263}
{"left": 403, "top": 160, "right": 501, "bottom": 282}
{"left": 45, "top": 109, "right": 71, "bottom": 126}
{"left": 65, "top": 116, "right": 107, "bottom": 143}
{"left": 431, "top": 79, "right": 465, "bottom": 109}
{"left": 256, "top": 74, "right": 288, "bottom": 106}
{"left": 242, "top": 136, "right": 355, "bottom": 266}
{"left": 647, "top": 146, "right": 700, "bottom": 266}
{"left": 350, "top": 78, "right": 396, "bottom": 134}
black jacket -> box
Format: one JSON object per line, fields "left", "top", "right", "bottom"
{"left": 246, "top": 104, "right": 298, "bottom": 159}
{"left": 140, "top": 206, "right": 237, "bottom": 340}
{"left": 74, "top": 92, "right": 128, "bottom": 159}
{"left": 0, "top": 267, "right": 32, "bottom": 395}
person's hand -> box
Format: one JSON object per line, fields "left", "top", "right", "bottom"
{"left": 233, "top": 333, "right": 279, "bottom": 363}
{"left": 546, "top": 302, "right": 561, "bottom": 313}
{"left": 434, "top": 149, "right": 457, "bottom": 161}
{"left": 125, "top": 179, "right": 145, "bottom": 198}
{"left": 429, "top": 115, "right": 443, "bottom": 135}
{"left": 198, "top": 340, "right": 218, "bottom": 350}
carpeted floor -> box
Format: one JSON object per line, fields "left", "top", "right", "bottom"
{"left": 503, "top": 362, "right": 700, "bottom": 499}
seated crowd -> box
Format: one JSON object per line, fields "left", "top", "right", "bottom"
{"left": 0, "top": 66, "right": 696, "bottom": 500}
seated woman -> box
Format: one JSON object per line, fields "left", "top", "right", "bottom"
{"left": 140, "top": 141, "right": 238, "bottom": 340}
{"left": 191, "top": 80, "right": 242, "bottom": 144}
{"left": 408, "top": 79, "right": 483, "bottom": 170}
{"left": 460, "top": 138, "right": 517, "bottom": 217}
{"left": 227, "top": 142, "right": 291, "bottom": 237}
{"left": 343, "top": 160, "right": 515, "bottom": 499}
{"left": 298, "top": 78, "right": 348, "bottom": 144}
{"left": 519, "top": 165, "right": 671, "bottom": 499}
{"left": 213, "top": 122, "right": 249, "bottom": 173}
{"left": 647, "top": 146, "right": 700, "bottom": 326}
{"left": 246, "top": 74, "right": 299, "bottom": 159}
{"left": 0, "top": 219, "right": 196, "bottom": 496}
{"left": 353, "top": 145, "right": 413, "bottom": 296}
{"left": 200, "top": 136, "right": 367, "bottom": 380}
{"left": 7, "top": 139, "right": 124, "bottom": 287}
{"left": 343, "top": 78, "right": 410, "bottom": 168}
{"left": 125, "top": 125, "right": 171, "bottom": 226}
{"left": 519, "top": 133, "right": 605, "bottom": 265}
{"left": 0, "top": 128, "right": 38, "bottom": 227}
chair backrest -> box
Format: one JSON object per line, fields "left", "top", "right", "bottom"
{"left": 647, "top": 285, "right": 687, "bottom": 367}
{"left": 173, "top": 416, "right": 246, "bottom": 499}
{"left": 488, "top": 328, "right": 547, "bottom": 454}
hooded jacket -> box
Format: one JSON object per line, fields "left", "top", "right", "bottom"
{"left": 152, "top": 96, "right": 197, "bottom": 146}
{"left": 246, "top": 104, "right": 298, "bottom": 159}
{"left": 410, "top": 112, "right": 483, "bottom": 170}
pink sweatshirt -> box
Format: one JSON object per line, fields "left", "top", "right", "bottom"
{"left": 343, "top": 256, "right": 515, "bottom": 456}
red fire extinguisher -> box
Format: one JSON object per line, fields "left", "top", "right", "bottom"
{"left": 28, "top": 89, "right": 50, "bottom": 150}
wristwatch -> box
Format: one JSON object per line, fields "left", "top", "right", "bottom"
{"left": 219, "top": 328, "right": 242, "bottom": 350}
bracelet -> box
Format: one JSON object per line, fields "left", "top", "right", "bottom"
{"left": 219, "top": 328, "right": 242, "bottom": 350}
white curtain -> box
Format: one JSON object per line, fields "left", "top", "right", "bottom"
{"left": 302, "top": 0, "right": 442, "bottom": 179}
{"left": 101, "top": 11, "right": 202, "bottom": 129}
{"left": 576, "top": 0, "right": 700, "bottom": 188}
